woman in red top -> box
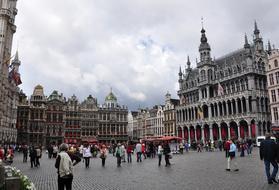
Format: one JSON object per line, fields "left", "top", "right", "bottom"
{"left": 126, "top": 143, "right": 133, "bottom": 163}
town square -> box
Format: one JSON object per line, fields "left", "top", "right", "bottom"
{"left": 1, "top": 0, "right": 279, "bottom": 189}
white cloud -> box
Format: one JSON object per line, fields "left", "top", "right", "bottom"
{"left": 12, "top": 0, "right": 279, "bottom": 110}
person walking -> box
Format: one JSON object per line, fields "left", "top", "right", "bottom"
{"left": 29, "top": 146, "right": 37, "bottom": 168}
{"left": 226, "top": 139, "right": 239, "bottom": 172}
{"left": 121, "top": 143, "right": 126, "bottom": 162}
{"left": 126, "top": 142, "right": 133, "bottom": 163}
{"left": 100, "top": 145, "right": 107, "bottom": 167}
{"left": 135, "top": 141, "right": 142, "bottom": 162}
{"left": 35, "top": 146, "right": 42, "bottom": 167}
{"left": 157, "top": 143, "right": 163, "bottom": 166}
{"left": 48, "top": 144, "right": 53, "bottom": 159}
{"left": 55, "top": 143, "right": 75, "bottom": 190}
{"left": 163, "top": 142, "right": 171, "bottom": 167}
{"left": 115, "top": 143, "right": 123, "bottom": 167}
{"left": 22, "top": 144, "right": 28, "bottom": 162}
{"left": 82, "top": 144, "right": 92, "bottom": 168}
{"left": 142, "top": 143, "right": 146, "bottom": 159}
{"left": 260, "top": 133, "right": 278, "bottom": 184}
{"left": 53, "top": 145, "right": 59, "bottom": 158}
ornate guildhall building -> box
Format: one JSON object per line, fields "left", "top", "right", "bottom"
{"left": 176, "top": 22, "right": 271, "bottom": 142}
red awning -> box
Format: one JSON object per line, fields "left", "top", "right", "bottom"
{"left": 272, "top": 127, "right": 279, "bottom": 131}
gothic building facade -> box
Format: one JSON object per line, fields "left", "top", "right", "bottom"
{"left": 176, "top": 22, "right": 271, "bottom": 143}
{"left": 0, "top": 0, "right": 20, "bottom": 143}
{"left": 267, "top": 45, "right": 279, "bottom": 131}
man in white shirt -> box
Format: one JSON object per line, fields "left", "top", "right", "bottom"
{"left": 135, "top": 142, "right": 142, "bottom": 162}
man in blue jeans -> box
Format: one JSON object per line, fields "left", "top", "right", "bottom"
{"left": 260, "top": 133, "right": 278, "bottom": 184}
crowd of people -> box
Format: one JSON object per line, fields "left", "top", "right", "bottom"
{"left": 0, "top": 137, "right": 270, "bottom": 190}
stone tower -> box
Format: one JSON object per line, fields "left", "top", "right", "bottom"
{"left": 0, "top": 0, "right": 19, "bottom": 143}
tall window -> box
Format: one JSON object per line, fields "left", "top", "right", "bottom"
{"left": 275, "top": 59, "right": 278, "bottom": 68}
{"left": 269, "top": 74, "right": 274, "bottom": 85}
{"left": 276, "top": 72, "right": 279, "bottom": 84}
{"left": 271, "top": 90, "right": 276, "bottom": 102}
{"left": 273, "top": 107, "right": 279, "bottom": 121}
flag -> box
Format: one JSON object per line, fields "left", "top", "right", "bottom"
{"left": 197, "top": 105, "right": 203, "bottom": 119}
{"left": 218, "top": 83, "right": 224, "bottom": 96}
{"left": 8, "top": 67, "right": 22, "bottom": 86}
{"left": 13, "top": 72, "right": 22, "bottom": 86}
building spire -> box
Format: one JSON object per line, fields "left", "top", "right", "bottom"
{"left": 187, "top": 56, "right": 191, "bottom": 69}
{"left": 178, "top": 65, "right": 182, "bottom": 76}
{"left": 244, "top": 33, "right": 250, "bottom": 49}
{"left": 254, "top": 21, "right": 259, "bottom": 34}
{"left": 267, "top": 40, "right": 272, "bottom": 54}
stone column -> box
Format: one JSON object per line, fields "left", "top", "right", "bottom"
{"left": 188, "top": 127, "right": 190, "bottom": 143}
{"left": 201, "top": 126, "right": 205, "bottom": 143}
{"left": 248, "top": 124, "right": 251, "bottom": 139}
{"left": 218, "top": 126, "right": 222, "bottom": 140}
{"left": 237, "top": 125, "right": 240, "bottom": 140}
{"left": 228, "top": 126, "right": 231, "bottom": 140}
{"left": 209, "top": 125, "right": 213, "bottom": 141}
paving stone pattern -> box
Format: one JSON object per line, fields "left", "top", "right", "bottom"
{"left": 12, "top": 149, "right": 279, "bottom": 190}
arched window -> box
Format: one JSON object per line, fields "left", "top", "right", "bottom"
{"left": 275, "top": 59, "right": 278, "bottom": 68}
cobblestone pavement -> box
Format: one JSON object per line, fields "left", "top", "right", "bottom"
{"left": 11, "top": 148, "right": 279, "bottom": 190}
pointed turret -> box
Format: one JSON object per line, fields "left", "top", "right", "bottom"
{"left": 254, "top": 21, "right": 260, "bottom": 37}
{"left": 178, "top": 66, "right": 182, "bottom": 77}
{"left": 244, "top": 33, "right": 250, "bottom": 49}
{"left": 267, "top": 40, "right": 272, "bottom": 55}
{"left": 187, "top": 56, "right": 191, "bottom": 69}
{"left": 199, "top": 27, "right": 211, "bottom": 63}
{"left": 11, "top": 50, "right": 21, "bottom": 73}
{"left": 253, "top": 21, "right": 264, "bottom": 52}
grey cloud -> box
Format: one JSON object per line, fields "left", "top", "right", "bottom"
{"left": 13, "top": 0, "right": 279, "bottom": 110}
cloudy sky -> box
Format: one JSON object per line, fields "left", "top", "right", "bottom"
{"left": 12, "top": 0, "right": 279, "bottom": 110}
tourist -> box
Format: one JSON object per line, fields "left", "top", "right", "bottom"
{"left": 163, "top": 141, "right": 171, "bottom": 167}
{"left": 135, "top": 141, "right": 142, "bottom": 162}
{"left": 55, "top": 143, "right": 74, "bottom": 190}
{"left": 47, "top": 144, "right": 53, "bottom": 159}
{"left": 53, "top": 144, "right": 58, "bottom": 158}
{"left": 126, "top": 142, "right": 133, "bottom": 163}
{"left": 157, "top": 143, "right": 163, "bottom": 166}
{"left": 6, "top": 146, "right": 14, "bottom": 164}
{"left": 226, "top": 139, "right": 239, "bottom": 172}
{"left": 35, "top": 146, "right": 42, "bottom": 167}
{"left": 260, "top": 133, "right": 278, "bottom": 184}
{"left": 82, "top": 144, "right": 92, "bottom": 168}
{"left": 29, "top": 146, "right": 37, "bottom": 168}
{"left": 100, "top": 144, "right": 108, "bottom": 167}
{"left": 121, "top": 143, "right": 126, "bottom": 162}
{"left": 22, "top": 144, "right": 28, "bottom": 162}
{"left": 115, "top": 143, "right": 123, "bottom": 167}
{"left": 179, "top": 142, "right": 184, "bottom": 154}
{"left": 142, "top": 143, "right": 146, "bottom": 159}
{"left": 247, "top": 139, "right": 253, "bottom": 155}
